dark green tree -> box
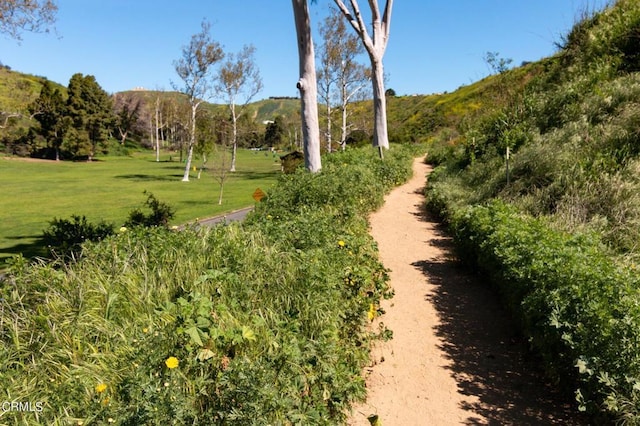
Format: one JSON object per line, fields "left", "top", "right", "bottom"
{"left": 264, "top": 115, "right": 286, "bottom": 148}
{"left": 65, "top": 73, "right": 114, "bottom": 160}
{"left": 29, "top": 80, "right": 68, "bottom": 160}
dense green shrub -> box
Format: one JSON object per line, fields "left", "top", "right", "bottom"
{"left": 42, "top": 214, "right": 114, "bottom": 260}
{"left": 125, "top": 191, "right": 176, "bottom": 228}
{"left": 41, "top": 193, "right": 176, "bottom": 262}
{"left": 445, "top": 200, "right": 640, "bottom": 421}
{"left": 0, "top": 145, "right": 419, "bottom": 424}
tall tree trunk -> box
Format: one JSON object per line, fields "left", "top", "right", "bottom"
{"left": 341, "top": 82, "right": 348, "bottom": 150}
{"left": 230, "top": 103, "right": 237, "bottom": 172}
{"left": 371, "top": 55, "right": 389, "bottom": 150}
{"left": 326, "top": 101, "right": 332, "bottom": 153}
{"left": 292, "top": 0, "right": 321, "bottom": 172}
{"left": 182, "top": 104, "right": 197, "bottom": 182}
{"left": 333, "top": 0, "right": 393, "bottom": 154}
{"left": 218, "top": 183, "right": 224, "bottom": 205}
{"left": 149, "top": 119, "right": 154, "bottom": 156}
{"left": 155, "top": 98, "right": 161, "bottom": 162}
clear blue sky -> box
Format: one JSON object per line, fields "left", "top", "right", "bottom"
{"left": 0, "top": 0, "right": 610, "bottom": 99}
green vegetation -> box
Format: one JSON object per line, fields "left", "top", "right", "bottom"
{"left": 424, "top": 0, "right": 640, "bottom": 421}
{"left": 0, "top": 145, "right": 420, "bottom": 424}
{"left": 0, "top": 149, "right": 281, "bottom": 262}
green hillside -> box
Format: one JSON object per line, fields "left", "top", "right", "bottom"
{"left": 0, "top": 66, "right": 66, "bottom": 112}
{"left": 424, "top": 0, "right": 640, "bottom": 421}
{"left": 0, "top": 66, "right": 66, "bottom": 132}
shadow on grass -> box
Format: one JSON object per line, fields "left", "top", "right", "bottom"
{"left": 411, "top": 218, "right": 587, "bottom": 425}
{"left": 231, "top": 170, "right": 279, "bottom": 181}
{"left": 115, "top": 174, "right": 183, "bottom": 182}
{"left": 0, "top": 235, "right": 48, "bottom": 263}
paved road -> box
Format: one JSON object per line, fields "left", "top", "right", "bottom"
{"left": 180, "top": 206, "right": 254, "bottom": 229}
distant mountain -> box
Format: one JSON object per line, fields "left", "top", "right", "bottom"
{"left": 0, "top": 62, "right": 512, "bottom": 148}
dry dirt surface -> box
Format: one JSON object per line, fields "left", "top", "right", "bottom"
{"left": 347, "top": 157, "right": 586, "bottom": 426}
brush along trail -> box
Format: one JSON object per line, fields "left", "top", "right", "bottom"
{"left": 347, "top": 157, "right": 584, "bottom": 425}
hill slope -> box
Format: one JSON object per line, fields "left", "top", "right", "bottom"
{"left": 424, "top": 0, "right": 640, "bottom": 422}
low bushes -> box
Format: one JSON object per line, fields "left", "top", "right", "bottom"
{"left": 0, "top": 144, "right": 420, "bottom": 424}
{"left": 447, "top": 200, "right": 640, "bottom": 421}
{"left": 42, "top": 192, "right": 175, "bottom": 261}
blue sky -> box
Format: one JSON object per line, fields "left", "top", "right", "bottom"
{"left": 0, "top": 0, "right": 610, "bottom": 99}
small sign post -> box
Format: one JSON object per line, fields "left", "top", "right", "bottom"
{"left": 252, "top": 188, "right": 266, "bottom": 203}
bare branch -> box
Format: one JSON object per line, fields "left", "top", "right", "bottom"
{"left": 0, "top": 112, "right": 21, "bottom": 128}
{"left": 0, "top": 0, "right": 58, "bottom": 40}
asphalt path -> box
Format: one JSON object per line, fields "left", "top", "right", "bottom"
{"left": 180, "top": 206, "right": 254, "bottom": 229}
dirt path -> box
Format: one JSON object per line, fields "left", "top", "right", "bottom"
{"left": 347, "top": 157, "right": 584, "bottom": 426}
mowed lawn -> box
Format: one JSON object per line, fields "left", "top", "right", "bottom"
{"left": 0, "top": 149, "right": 281, "bottom": 262}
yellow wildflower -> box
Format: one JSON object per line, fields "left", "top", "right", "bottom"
{"left": 95, "top": 383, "right": 107, "bottom": 393}
{"left": 367, "top": 303, "right": 376, "bottom": 322}
{"left": 338, "top": 240, "right": 345, "bottom": 247}
{"left": 118, "top": 226, "right": 127, "bottom": 233}
{"left": 165, "top": 356, "right": 179, "bottom": 369}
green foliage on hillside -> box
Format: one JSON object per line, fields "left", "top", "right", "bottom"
{"left": 424, "top": 0, "right": 640, "bottom": 421}
{"left": 0, "top": 66, "right": 65, "bottom": 113}
{"left": 0, "top": 145, "right": 420, "bottom": 424}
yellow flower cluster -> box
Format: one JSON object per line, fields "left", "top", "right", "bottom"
{"left": 95, "top": 383, "right": 107, "bottom": 393}
{"left": 338, "top": 240, "right": 345, "bottom": 247}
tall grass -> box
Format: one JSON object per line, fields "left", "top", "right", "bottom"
{"left": 0, "top": 144, "right": 422, "bottom": 424}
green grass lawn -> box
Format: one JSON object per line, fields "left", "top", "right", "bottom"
{"left": 0, "top": 148, "right": 281, "bottom": 262}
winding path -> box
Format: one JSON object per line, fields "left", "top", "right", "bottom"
{"left": 347, "top": 157, "right": 584, "bottom": 425}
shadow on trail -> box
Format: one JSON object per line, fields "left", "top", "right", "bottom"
{"left": 411, "top": 216, "right": 587, "bottom": 425}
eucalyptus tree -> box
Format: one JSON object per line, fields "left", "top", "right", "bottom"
{"left": 172, "top": 20, "right": 224, "bottom": 182}
{"left": 317, "top": 7, "right": 369, "bottom": 151}
{"left": 0, "top": 0, "right": 57, "bottom": 40}
{"left": 215, "top": 44, "right": 263, "bottom": 172}
{"left": 291, "top": 0, "right": 321, "bottom": 172}
{"left": 333, "top": 0, "right": 393, "bottom": 155}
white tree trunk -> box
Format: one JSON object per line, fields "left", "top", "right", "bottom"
{"left": 340, "top": 80, "right": 349, "bottom": 150}
{"left": 371, "top": 55, "right": 389, "bottom": 150}
{"left": 326, "top": 100, "right": 332, "bottom": 153}
{"left": 333, "top": 0, "right": 393, "bottom": 152}
{"left": 230, "top": 103, "right": 237, "bottom": 172}
{"left": 155, "top": 97, "right": 161, "bottom": 162}
{"left": 182, "top": 103, "right": 197, "bottom": 182}
{"left": 292, "top": 0, "right": 321, "bottom": 173}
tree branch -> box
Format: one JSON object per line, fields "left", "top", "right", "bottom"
{"left": 381, "top": 0, "right": 393, "bottom": 47}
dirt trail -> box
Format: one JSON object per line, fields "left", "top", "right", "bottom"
{"left": 347, "top": 157, "right": 584, "bottom": 426}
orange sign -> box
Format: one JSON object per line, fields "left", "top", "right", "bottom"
{"left": 252, "top": 188, "right": 266, "bottom": 202}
